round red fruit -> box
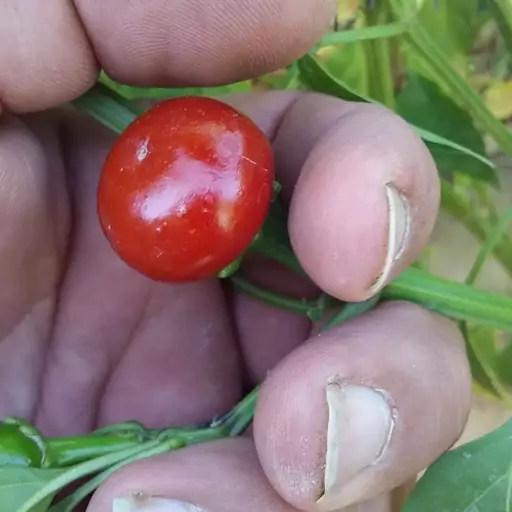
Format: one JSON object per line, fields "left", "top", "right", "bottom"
{"left": 97, "top": 96, "right": 275, "bottom": 282}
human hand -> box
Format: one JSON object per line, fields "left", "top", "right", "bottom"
{"left": 0, "top": 1, "right": 472, "bottom": 511}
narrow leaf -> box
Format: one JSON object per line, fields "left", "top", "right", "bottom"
{"left": 326, "top": 294, "right": 381, "bottom": 329}
{"left": 383, "top": 268, "right": 512, "bottom": 332}
{"left": 72, "top": 84, "right": 139, "bottom": 135}
{"left": 319, "top": 21, "right": 408, "bottom": 46}
{"left": 99, "top": 72, "right": 252, "bottom": 100}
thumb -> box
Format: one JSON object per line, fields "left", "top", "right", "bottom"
{"left": 252, "top": 301, "right": 471, "bottom": 511}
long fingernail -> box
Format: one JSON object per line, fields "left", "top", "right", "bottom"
{"left": 318, "top": 383, "right": 395, "bottom": 510}
{"left": 370, "top": 183, "right": 410, "bottom": 294}
{"left": 113, "top": 495, "right": 207, "bottom": 512}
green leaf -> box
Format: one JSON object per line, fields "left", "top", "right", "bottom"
{"left": 296, "top": 53, "right": 497, "bottom": 178}
{"left": 49, "top": 438, "right": 185, "bottom": 512}
{"left": 403, "top": 418, "right": 512, "bottom": 512}
{"left": 99, "top": 72, "right": 252, "bottom": 99}
{"left": 0, "top": 467, "right": 66, "bottom": 512}
{"left": 16, "top": 440, "right": 162, "bottom": 512}
{"left": 319, "top": 21, "right": 409, "bottom": 45}
{"left": 72, "top": 84, "right": 139, "bottom": 135}
{"left": 315, "top": 42, "right": 369, "bottom": 97}
{"left": 326, "top": 294, "right": 381, "bottom": 329}
{"left": 255, "top": 64, "right": 302, "bottom": 91}
{"left": 297, "top": 52, "right": 371, "bottom": 102}
{"left": 383, "top": 268, "right": 512, "bottom": 333}
{"left": 396, "top": 73, "right": 499, "bottom": 184}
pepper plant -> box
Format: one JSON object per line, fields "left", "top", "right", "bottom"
{"left": 2, "top": 0, "right": 512, "bottom": 511}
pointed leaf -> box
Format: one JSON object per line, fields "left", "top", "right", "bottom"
{"left": 403, "top": 419, "right": 512, "bottom": 512}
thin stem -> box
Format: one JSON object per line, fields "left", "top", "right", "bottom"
{"left": 364, "top": 0, "right": 396, "bottom": 108}
{"left": 48, "top": 436, "right": 140, "bottom": 467}
{"left": 49, "top": 438, "right": 185, "bottom": 512}
{"left": 214, "top": 387, "right": 260, "bottom": 436}
{"left": 230, "top": 276, "right": 326, "bottom": 320}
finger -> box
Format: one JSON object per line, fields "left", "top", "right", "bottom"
{"left": 0, "top": 0, "right": 98, "bottom": 113}
{"left": 1, "top": 0, "right": 335, "bottom": 113}
{"left": 252, "top": 301, "right": 472, "bottom": 511}
{"left": 74, "top": 0, "right": 335, "bottom": 87}
{"left": 214, "top": 91, "right": 317, "bottom": 384}
{"left": 0, "top": 112, "right": 68, "bottom": 419}
{"left": 229, "top": 254, "right": 318, "bottom": 385}
{"left": 36, "top": 112, "right": 241, "bottom": 435}
{"left": 279, "top": 96, "right": 440, "bottom": 301}
{"left": 86, "top": 438, "right": 297, "bottom": 512}
{"left": 216, "top": 91, "right": 439, "bottom": 386}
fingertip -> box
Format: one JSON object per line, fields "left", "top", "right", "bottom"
{"left": 285, "top": 102, "right": 440, "bottom": 301}
{"left": 253, "top": 301, "right": 471, "bottom": 511}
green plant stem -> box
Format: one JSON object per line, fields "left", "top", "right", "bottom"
{"left": 214, "top": 386, "right": 260, "bottom": 436}
{"left": 48, "top": 436, "right": 140, "bottom": 467}
{"left": 230, "top": 276, "right": 327, "bottom": 321}
{"left": 364, "top": 0, "right": 396, "bottom": 108}
{"left": 441, "top": 181, "right": 512, "bottom": 277}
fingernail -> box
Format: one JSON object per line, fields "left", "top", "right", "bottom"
{"left": 113, "top": 495, "right": 207, "bottom": 512}
{"left": 370, "top": 183, "right": 410, "bottom": 294}
{"left": 318, "top": 383, "right": 395, "bottom": 510}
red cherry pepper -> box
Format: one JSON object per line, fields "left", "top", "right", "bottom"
{"left": 97, "top": 96, "right": 275, "bottom": 282}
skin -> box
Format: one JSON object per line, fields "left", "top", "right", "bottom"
{"left": 0, "top": 0, "right": 472, "bottom": 511}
